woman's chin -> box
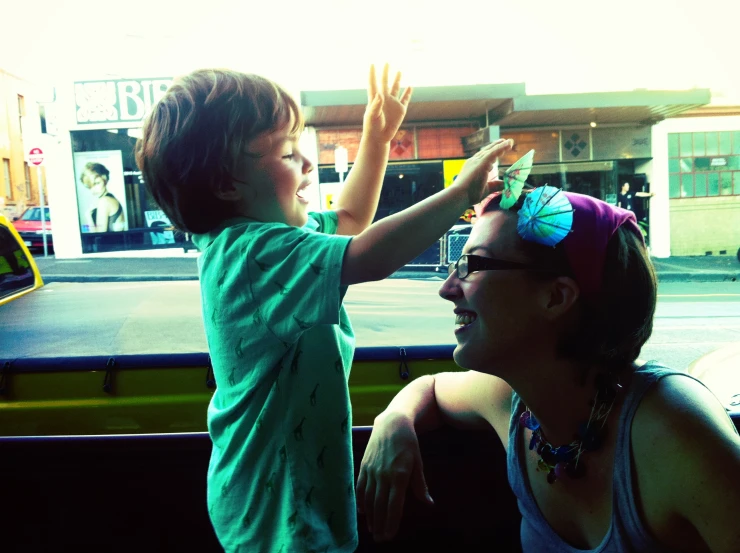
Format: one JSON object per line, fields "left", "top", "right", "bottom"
{"left": 452, "top": 346, "right": 473, "bottom": 370}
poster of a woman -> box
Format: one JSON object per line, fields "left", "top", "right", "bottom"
{"left": 73, "top": 151, "right": 128, "bottom": 233}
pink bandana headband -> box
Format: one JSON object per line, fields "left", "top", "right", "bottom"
{"left": 562, "top": 192, "right": 643, "bottom": 300}
{"left": 476, "top": 189, "right": 644, "bottom": 301}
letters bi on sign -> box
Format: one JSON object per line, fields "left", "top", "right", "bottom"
{"left": 74, "top": 78, "right": 173, "bottom": 124}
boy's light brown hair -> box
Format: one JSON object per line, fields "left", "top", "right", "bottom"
{"left": 135, "top": 69, "right": 303, "bottom": 234}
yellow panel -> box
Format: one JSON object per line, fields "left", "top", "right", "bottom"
{"left": 443, "top": 159, "right": 466, "bottom": 188}
{"left": 0, "top": 357, "right": 463, "bottom": 436}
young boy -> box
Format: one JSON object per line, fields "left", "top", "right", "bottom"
{"left": 136, "top": 65, "right": 512, "bottom": 553}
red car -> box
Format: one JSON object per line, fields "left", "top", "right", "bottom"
{"left": 12, "top": 206, "right": 53, "bottom": 250}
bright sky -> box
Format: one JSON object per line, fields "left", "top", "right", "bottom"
{"left": 2, "top": 0, "right": 738, "bottom": 102}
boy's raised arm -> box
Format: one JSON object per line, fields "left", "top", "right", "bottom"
{"left": 334, "top": 65, "right": 412, "bottom": 236}
{"left": 341, "top": 139, "right": 513, "bottom": 286}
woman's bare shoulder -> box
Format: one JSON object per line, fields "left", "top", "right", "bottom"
{"left": 631, "top": 372, "right": 740, "bottom": 552}
{"left": 434, "top": 371, "right": 513, "bottom": 444}
{"left": 99, "top": 195, "right": 120, "bottom": 209}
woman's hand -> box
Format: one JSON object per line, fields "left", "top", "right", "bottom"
{"left": 362, "top": 64, "right": 413, "bottom": 145}
{"left": 355, "top": 411, "right": 434, "bottom": 542}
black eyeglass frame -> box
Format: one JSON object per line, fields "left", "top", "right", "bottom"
{"left": 448, "top": 254, "right": 553, "bottom": 280}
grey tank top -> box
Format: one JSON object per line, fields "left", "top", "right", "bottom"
{"left": 507, "top": 362, "right": 736, "bottom": 553}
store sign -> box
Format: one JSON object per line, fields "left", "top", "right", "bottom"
{"left": 591, "top": 126, "right": 651, "bottom": 160}
{"left": 462, "top": 126, "right": 500, "bottom": 153}
{"left": 74, "top": 78, "right": 173, "bottom": 125}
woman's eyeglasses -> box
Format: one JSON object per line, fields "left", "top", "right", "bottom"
{"left": 448, "top": 254, "right": 550, "bottom": 280}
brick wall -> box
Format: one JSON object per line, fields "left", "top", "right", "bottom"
{"left": 316, "top": 125, "right": 476, "bottom": 165}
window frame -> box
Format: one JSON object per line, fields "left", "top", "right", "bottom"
{"left": 668, "top": 131, "right": 740, "bottom": 198}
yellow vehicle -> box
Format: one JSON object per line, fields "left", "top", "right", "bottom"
{"left": 0, "top": 213, "right": 43, "bottom": 306}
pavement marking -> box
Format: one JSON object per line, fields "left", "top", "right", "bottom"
{"left": 658, "top": 293, "right": 740, "bottom": 298}
{"left": 652, "top": 325, "right": 740, "bottom": 330}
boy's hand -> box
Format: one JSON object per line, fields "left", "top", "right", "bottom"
{"left": 363, "top": 64, "right": 412, "bottom": 145}
{"left": 454, "top": 139, "right": 513, "bottom": 205}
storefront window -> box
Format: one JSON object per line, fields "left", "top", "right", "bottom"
{"left": 720, "top": 172, "right": 733, "bottom": 195}
{"left": 705, "top": 132, "right": 719, "bottom": 156}
{"left": 71, "top": 129, "right": 183, "bottom": 253}
{"left": 719, "top": 132, "right": 732, "bottom": 155}
{"left": 668, "top": 134, "right": 680, "bottom": 157}
{"left": 695, "top": 173, "right": 707, "bottom": 196}
{"left": 669, "top": 174, "right": 681, "bottom": 198}
{"left": 668, "top": 132, "right": 740, "bottom": 198}
{"left": 708, "top": 173, "right": 719, "bottom": 196}
{"left": 318, "top": 161, "right": 444, "bottom": 222}
{"left": 693, "top": 132, "right": 705, "bottom": 155}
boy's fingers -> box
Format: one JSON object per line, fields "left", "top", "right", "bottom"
{"left": 482, "top": 139, "right": 513, "bottom": 160}
{"left": 368, "top": 64, "right": 377, "bottom": 103}
{"left": 390, "top": 71, "right": 402, "bottom": 97}
{"left": 366, "top": 94, "right": 383, "bottom": 119}
{"left": 400, "top": 87, "right": 413, "bottom": 107}
{"left": 473, "top": 138, "right": 508, "bottom": 158}
{"left": 381, "top": 63, "right": 389, "bottom": 94}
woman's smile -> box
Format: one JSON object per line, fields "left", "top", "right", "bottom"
{"left": 454, "top": 310, "right": 478, "bottom": 334}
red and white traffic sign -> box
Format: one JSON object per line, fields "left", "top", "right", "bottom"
{"left": 28, "top": 147, "right": 44, "bottom": 166}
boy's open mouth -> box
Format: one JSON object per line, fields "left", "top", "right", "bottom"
{"left": 296, "top": 182, "right": 311, "bottom": 203}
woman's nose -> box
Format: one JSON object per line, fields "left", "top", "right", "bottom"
{"left": 438, "top": 273, "right": 462, "bottom": 302}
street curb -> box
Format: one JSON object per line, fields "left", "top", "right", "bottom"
{"left": 41, "top": 272, "right": 447, "bottom": 284}
{"left": 43, "top": 275, "right": 199, "bottom": 283}
{"left": 38, "top": 272, "right": 740, "bottom": 284}
{"left": 656, "top": 272, "right": 739, "bottom": 283}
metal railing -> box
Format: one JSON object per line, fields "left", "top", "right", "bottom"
{"left": 404, "top": 224, "right": 472, "bottom": 269}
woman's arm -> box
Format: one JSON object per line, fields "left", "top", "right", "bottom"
{"left": 356, "top": 371, "right": 512, "bottom": 542}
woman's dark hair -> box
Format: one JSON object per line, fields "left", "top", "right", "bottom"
{"left": 484, "top": 192, "right": 657, "bottom": 371}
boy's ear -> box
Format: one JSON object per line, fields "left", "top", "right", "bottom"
{"left": 210, "top": 178, "right": 243, "bottom": 202}
{"left": 543, "top": 276, "right": 580, "bottom": 320}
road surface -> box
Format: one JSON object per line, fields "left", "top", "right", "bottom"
{"left": 1, "top": 279, "right": 739, "bottom": 371}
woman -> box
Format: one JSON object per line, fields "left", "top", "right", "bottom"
{"left": 356, "top": 185, "right": 740, "bottom": 552}
{"left": 80, "top": 162, "right": 126, "bottom": 232}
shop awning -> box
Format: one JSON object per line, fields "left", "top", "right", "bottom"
{"left": 302, "top": 85, "right": 711, "bottom": 128}
{"left": 301, "top": 83, "right": 526, "bottom": 126}
{"left": 490, "top": 89, "right": 712, "bottom": 127}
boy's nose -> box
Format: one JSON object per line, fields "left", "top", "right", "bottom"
{"left": 302, "top": 155, "right": 314, "bottom": 174}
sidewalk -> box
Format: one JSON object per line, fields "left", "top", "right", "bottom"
{"left": 32, "top": 251, "right": 740, "bottom": 284}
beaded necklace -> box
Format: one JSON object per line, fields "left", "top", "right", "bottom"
{"left": 519, "top": 373, "right": 620, "bottom": 484}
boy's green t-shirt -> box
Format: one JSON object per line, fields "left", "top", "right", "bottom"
{"left": 192, "top": 211, "right": 357, "bottom": 553}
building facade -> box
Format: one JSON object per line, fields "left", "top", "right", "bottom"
{"left": 650, "top": 110, "right": 740, "bottom": 256}
{"left": 0, "top": 69, "right": 47, "bottom": 221}
{"left": 42, "top": 76, "right": 716, "bottom": 259}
